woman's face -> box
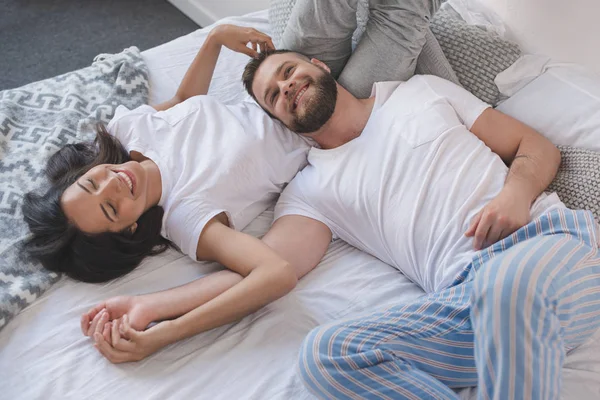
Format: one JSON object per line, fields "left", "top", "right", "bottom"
{"left": 61, "top": 161, "right": 150, "bottom": 234}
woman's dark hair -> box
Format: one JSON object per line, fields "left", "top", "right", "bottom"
{"left": 21, "top": 124, "right": 170, "bottom": 283}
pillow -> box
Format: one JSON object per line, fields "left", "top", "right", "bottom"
{"left": 549, "top": 146, "right": 600, "bottom": 222}
{"left": 269, "top": 0, "right": 295, "bottom": 48}
{"left": 415, "top": 26, "right": 461, "bottom": 86}
{"left": 430, "top": 3, "right": 522, "bottom": 105}
{"left": 269, "top": 0, "right": 436, "bottom": 98}
{"left": 496, "top": 65, "right": 600, "bottom": 220}
{"left": 496, "top": 66, "right": 600, "bottom": 152}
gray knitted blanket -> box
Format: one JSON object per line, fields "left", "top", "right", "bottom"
{"left": 0, "top": 47, "right": 149, "bottom": 330}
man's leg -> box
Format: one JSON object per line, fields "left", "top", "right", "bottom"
{"left": 470, "top": 209, "right": 600, "bottom": 400}
{"left": 298, "top": 282, "right": 478, "bottom": 399}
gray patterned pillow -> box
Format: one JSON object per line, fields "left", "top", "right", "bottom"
{"left": 269, "top": 0, "right": 296, "bottom": 48}
{"left": 549, "top": 146, "right": 600, "bottom": 221}
{"left": 430, "top": 5, "right": 522, "bottom": 105}
{"left": 269, "top": 0, "right": 368, "bottom": 50}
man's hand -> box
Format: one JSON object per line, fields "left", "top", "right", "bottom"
{"left": 210, "top": 24, "right": 275, "bottom": 58}
{"left": 93, "top": 315, "right": 174, "bottom": 364}
{"left": 465, "top": 189, "right": 531, "bottom": 250}
{"left": 80, "top": 296, "right": 153, "bottom": 337}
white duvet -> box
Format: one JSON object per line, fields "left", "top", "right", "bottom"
{"left": 2, "top": 10, "right": 599, "bottom": 400}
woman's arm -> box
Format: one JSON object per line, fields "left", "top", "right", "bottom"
{"left": 153, "top": 24, "right": 274, "bottom": 111}
{"left": 81, "top": 269, "right": 243, "bottom": 335}
{"left": 83, "top": 216, "right": 331, "bottom": 337}
{"left": 92, "top": 215, "right": 332, "bottom": 363}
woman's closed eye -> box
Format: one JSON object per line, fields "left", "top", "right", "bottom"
{"left": 108, "top": 202, "right": 118, "bottom": 217}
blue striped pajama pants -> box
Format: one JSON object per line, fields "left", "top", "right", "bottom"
{"left": 298, "top": 209, "right": 600, "bottom": 399}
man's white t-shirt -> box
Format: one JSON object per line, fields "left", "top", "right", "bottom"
{"left": 275, "top": 75, "right": 564, "bottom": 293}
{"left": 107, "top": 95, "right": 310, "bottom": 261}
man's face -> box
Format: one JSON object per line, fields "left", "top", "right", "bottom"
{"left": 252, "top": 53, "right": 338, "bottom": 134}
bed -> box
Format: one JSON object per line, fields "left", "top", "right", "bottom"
{"left": 2, "top": 9, "right": 600, "bottom": 400}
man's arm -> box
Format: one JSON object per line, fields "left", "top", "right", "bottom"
{"left": 168, "top": 215, "right": 330, "bottom": 338}
{"left": 262, "top": 215, "right": 332, "bottom": 279}
{"left": 465, "top": 108, "right": 561, "bottom": 249}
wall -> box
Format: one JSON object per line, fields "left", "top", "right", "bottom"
{"left": 168, "top": 0, "right": 269, "bottom": 27}
{"left": 476, "top": 0, "right": 600, "bottom": 73}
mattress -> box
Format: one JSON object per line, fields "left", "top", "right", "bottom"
{"left": 2, "top": 10, "right": 600, "bottom": 400}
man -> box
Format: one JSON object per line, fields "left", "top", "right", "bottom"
{"left": 241, "top": 48, "right": 600, "bottom": 399}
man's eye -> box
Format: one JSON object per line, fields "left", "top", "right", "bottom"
{"left": 285, "top": 66, "right": 293, "bottom": 78}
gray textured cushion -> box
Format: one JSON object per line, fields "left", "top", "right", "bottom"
{"left": 269, "top": 0, "right": 366, "bottom": 50}
{"left": 415, "top": 26, "right": 461, "bottom": 85}
{"left": 269, "top": 0, "right": 295, "bottom": 48}
{"left": 430, "top": 4, "right": 522, "bottom": 105}
{"left": 549, "top": 146, "right": 600, "bottom": 221}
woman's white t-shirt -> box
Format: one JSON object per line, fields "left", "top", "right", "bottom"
{"left": 275, "top": 75, "right": 564, "bottom": 293}
{"left": 107, "top": 95, "right": 310, "bottom": 261}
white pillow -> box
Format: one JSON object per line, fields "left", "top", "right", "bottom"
{"left": 496, "top": 66, "right": 600, "bottom": 152}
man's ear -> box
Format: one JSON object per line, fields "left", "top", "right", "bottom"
{"left": 310, "top": 58, "right": 330, "bottom": 73}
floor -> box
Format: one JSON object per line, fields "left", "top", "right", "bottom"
{"left": 0, "top": 0, "right": 199, "bottom": 90}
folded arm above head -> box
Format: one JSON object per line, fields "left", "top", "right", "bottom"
{"left": 466, "top": 107, "right": 562, "bottom": 249}
{"left": 90, "top": 213, "right": 332, "bottom": 363}
{"left": 153, "top": 24, "right": 275, "bottom": 112}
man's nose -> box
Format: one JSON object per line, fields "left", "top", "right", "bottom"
{"left": 282, "top": 81, "right": 295, "bottom": 97}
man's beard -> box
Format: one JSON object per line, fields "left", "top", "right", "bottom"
{"left": 289, "top": 71, "right": 337, "bottom": 134}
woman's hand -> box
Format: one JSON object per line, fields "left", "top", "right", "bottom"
{"left": 81, "top": 296, "right": 154, "bottom": 336}
{"left": 209, "top": 24, "right": 275, "bottom": 58}
{"left": 93, "top": 314, "right": 174, "bottom": 364}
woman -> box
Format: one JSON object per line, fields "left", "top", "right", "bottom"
{"left": 22, "top": 25, "right": 311, "bottom": 362}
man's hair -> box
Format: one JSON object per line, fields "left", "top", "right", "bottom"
{"left": 242, "top": 49, "right": 309, "bottom": 113}
{"left": 21, "top": 124, "right": 171, "bottom": 283}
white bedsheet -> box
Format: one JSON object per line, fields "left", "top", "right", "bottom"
{"left": 2, "top": 10, "right": 600, "bottom": 400}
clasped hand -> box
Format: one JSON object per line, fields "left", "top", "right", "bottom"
{"left": 81, "top": 296, "right": 171, "bottom": 364}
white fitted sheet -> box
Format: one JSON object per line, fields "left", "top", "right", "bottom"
{"left": 2, "top": 10, "right": 599, "bottom": 400}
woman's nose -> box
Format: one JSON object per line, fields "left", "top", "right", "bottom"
{"left": 100, "top": 174, "right": 122, "bottom": 195}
